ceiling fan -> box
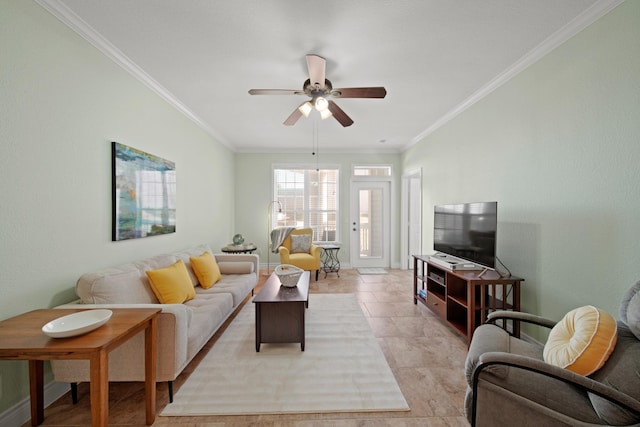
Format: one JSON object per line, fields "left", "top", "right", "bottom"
{"left": 248, "top": 54, "right": 386, "bottom": 127}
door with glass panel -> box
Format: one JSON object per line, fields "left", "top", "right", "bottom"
{"left": 350, "top": 181, "right": 390, "bottom": 268}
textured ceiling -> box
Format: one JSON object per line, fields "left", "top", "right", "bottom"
{"left": 40, "top": 0, "right": 616, "bottom": 153}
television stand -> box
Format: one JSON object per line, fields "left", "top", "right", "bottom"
{"left": 413, "top": 255, "right": 524, "bottom": 343}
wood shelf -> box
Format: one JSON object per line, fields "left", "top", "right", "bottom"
{"left": 413, "top": 255, "right": 524, "bottom": 342}
{"left": 448, "top": 294, "right": 468, "bottom": 308}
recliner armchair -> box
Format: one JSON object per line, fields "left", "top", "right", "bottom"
{"left": 278, "top": 228, "right": 321, "bottom": 281}
{"left": 465, "top": 282, "right": 640, "bottom": 426}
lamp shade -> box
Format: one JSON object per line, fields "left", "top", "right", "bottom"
{"left": 314, "top": 96, "right": 329, "bottom": 111}
{"left": 298, "top": 101, "right": 313, "bottom": 117}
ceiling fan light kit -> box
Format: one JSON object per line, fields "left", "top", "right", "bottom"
{"left": 298, "top": 101, "right": 313, "bottom": 117}
{"left": 249, "top": 54, "right": 386, "bottom": 127}
{"left": 314, "top": 96, "right": 329, "bottom": 111}
{"left": 320, "top": 108, "right": 333, "bottom": 120}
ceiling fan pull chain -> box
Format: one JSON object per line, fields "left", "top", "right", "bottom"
{"left": 312, "top": 118, "right": 316, "bottom": 156}
{"left": 316, "top": 119, "right": 320, "bottom": 171}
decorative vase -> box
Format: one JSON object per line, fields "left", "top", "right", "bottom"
{"left": 232, "top": 234, "right": 244, "bottom": 246}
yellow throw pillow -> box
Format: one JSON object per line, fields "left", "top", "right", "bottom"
{"left": 189, "top": 251, "right": 221, "bottom": 289}
{"left": 543, "top": 305, "right": 618, "bottom": 376}
{"left": 146, "top": 260, "right": 196, "bottom": 304}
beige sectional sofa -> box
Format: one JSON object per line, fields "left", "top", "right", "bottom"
{"left": 50, "top": 244, "right": 258, "bottom": 402}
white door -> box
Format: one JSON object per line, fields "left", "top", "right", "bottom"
{"left": 350, "top": 181, "right": 390, "bottom": 268}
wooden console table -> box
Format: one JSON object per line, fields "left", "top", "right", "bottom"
{"left": 413, "top": 255, "right": 523, "bottom": 343}
{"left": 0, "top": 308, "right": 160, "bottom": 427}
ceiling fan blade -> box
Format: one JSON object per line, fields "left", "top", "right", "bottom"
{"left": 327, "top": 101, "right": 354, "bottom": 127}
{"left": 331, "top": 87, "right": 387, "bottom": 98}
{"left": 248, "top": 89, "right": 303, "bottom": 95}
{"left": 306, "top": 54, "right": 326, "bottom": 89}
{"left": 283, "top": 107, "right": 303, "bottom": 126}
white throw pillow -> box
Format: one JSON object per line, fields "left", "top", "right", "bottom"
{"left": 290, "top": 235, "right": 311, "bottom": 254}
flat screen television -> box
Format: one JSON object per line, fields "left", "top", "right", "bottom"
{"left": 433, "top": 201, "right": 497, "bottom": 268}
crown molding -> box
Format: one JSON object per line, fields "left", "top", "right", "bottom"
{"left": 35, "top": 0, "right": 233, "bottom": 150}
{"left": 34, "top": 0, "right": 623, "bottom": 154}
{"left": 405, "top": 0, "right": 625, "bottom": 151}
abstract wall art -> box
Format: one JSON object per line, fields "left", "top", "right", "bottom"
{"left": 112, "top": 142, "right": 176, "bottom": 241}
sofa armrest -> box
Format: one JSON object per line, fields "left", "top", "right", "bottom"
{"left": 486, "top": 310, "right": 557, "bottom": 329}
{"left": 278, "top": 246, "right": 290, "bottom": 263}
{"left": 310, "top": 244, "right": 322, "bottom": 258}
{"left": 213, "top": 253, "right": 259, "bottom": 274}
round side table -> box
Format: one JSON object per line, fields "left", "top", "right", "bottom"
{"left": 221, "top": 244, "right": 257, "bottom": 254}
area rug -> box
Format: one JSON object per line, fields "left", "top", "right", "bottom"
{"left": 161, "top": 294, "right": 409, "bottom": 416}
{"left": 357, "top": 267, "right": 388, "bottom": 275}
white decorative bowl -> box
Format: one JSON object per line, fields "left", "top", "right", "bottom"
{"left": 42, "top": 309, "right": 113, "bottom": 338}
{"left": 275, "top": 264, "right": 303, "bottom": 287}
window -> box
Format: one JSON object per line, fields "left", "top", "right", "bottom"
{"left": 273, "top": 167, "right": 339, "bottom": 242}
{"left": 353, "top": 165, "right": 392, "bottom": 177}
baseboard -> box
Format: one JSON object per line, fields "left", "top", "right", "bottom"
{"left": 0, "top": 381, "right": 69, "bottom": 427}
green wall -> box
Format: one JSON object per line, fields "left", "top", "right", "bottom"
{"left": 0, "top": 0, "right": 235, "bottom": 414}
{"left": 402, "top": 1, "right": 640, "bottom": 340}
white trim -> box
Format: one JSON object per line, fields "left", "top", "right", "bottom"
{"left": 405, "top": 0, "right": 625, "bottom": 150}
{"left": 0, "top": 381, "right": 68, "bottom": 427}
{"left": 34, "top": 0, "right": 233, "bottom": 150}
{"left": 401, "top": 168, "right": 423, "bottom": 270}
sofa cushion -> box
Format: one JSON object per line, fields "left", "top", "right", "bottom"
{"left": 588, "top": 323, "right": 640, "bottom": 425}
{"left": 195, "top": 273, "right": 255, "bottom": 307}
{"left": 184, "top": 293, "right": 234, "bottom": 360}
{"left": 190, "top": 251, "right": 221, "bottom": 289}
{"left": 76, "top": 268, "right": 159, "bottom": 304}
{"left": 620, "top": 280, "right": 640, "bottom": 340}
{"left": 543, "top": 305, "right": 617, "bottom": 376}
{"left": 146, "top": 260, "right": 196, "bottom": 304}
{"left": 133, "top": 254, "right": 177, "bottom": 271}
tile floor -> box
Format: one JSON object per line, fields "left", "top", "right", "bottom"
{"left": 26, "top": 268, "right": 470, "bottom": 426}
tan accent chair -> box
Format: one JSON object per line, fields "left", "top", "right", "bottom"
{"left": 278, "top": 228, "right": 321, "bottom": 281}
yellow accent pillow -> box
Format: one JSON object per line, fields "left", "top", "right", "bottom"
{"left": 543, "top": 305, "right": 618, "bottom": 376}
{"left": 189, "top": 251, "right": 221, "bottom": 289}
{"left": 146, "top": 260, "right": 196, "bottom": 304}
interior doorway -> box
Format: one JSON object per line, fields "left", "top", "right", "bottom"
{"left": 401, "top": 170, "right": 422, "bottom": 269}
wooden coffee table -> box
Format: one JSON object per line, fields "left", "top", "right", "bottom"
{"left": 0, "top": 308, "right": 159, "bottom": 427}
{"left": 253, "top": 271, "right": 309, "bottom": 351}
